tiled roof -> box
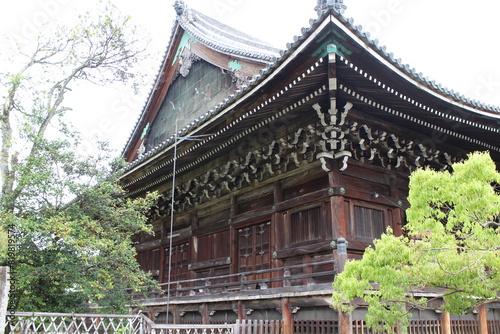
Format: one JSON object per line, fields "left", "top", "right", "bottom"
{"left": 120, "top": 2, "right": 281, "bottom": 159}
{"left": 177, "top": 7, "right": 281, "bottom": 62}
{"left": 315, "top": 9, "right": 500, "bottom": 116}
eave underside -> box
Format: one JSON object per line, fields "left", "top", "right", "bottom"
{"left": 122, "top": 48, "right": 500, "bottom": 197}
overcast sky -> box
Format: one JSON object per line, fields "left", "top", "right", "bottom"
{"left": 2, "top": 0, "right": 499, "bottom": 154}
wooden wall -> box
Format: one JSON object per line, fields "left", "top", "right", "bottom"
{"left": 135, "top": 155, "right": 408, "bottom": 286}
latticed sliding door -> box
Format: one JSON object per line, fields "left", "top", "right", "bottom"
{"left": 163, "top": 242, "right": 189, "bottom": 283}
{"left": 238, "top": 221, "right": 271, "bottom": 281}
{"left": 353, "top": 205, "right": 386, "bottom": 241}
{"left": 290, "top": 206, "right": 322, "bottom": 245}
{"left": 137, "top": 248, "right": 160, "bottom": 279}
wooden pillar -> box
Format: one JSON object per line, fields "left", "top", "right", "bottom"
{"left": 237, "top": 301, "right": 245, "bottom": 321}
{"left": 200, "top": 304, "right": 209, "bottom": 324}
{"left": 189, "top": 212, "right": 199, "bottom": 281}
{"left": 388, "top": 175, "right": 404, "bottom": 236}
{"left": 159, "top": 246, "right": 166, "bottom": 284}
{"left": 229, "top": 196, "right": 238, "bottom": 283}
{"left": 478, "top": 304, "right": 488, "bottom": 334}
{"left": 282, "top": 298, "right": 293, "bottom": 334}
{"left": 328, "top": 160, "right": 347, "bottom": 240}
{"left": 272, "top": 180, "right": 283, "bottom": 288}
{"left": 171, "top": 306, "right": 181, "bottom": 324}
{"left": 441, "top": 311, "right": 451, "bottom": 334}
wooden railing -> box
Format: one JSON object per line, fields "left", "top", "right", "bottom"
{"left": 294, "top": 320, "right": 338, "bottom": 333}
{"left": 142, "top": 319, "right": 282, "bottom": 334}
{"left": 132, "top": 260, "right": 337, "bottom": 300}
{"left": 352, "top": 319, "right": 500, "bottom": 334}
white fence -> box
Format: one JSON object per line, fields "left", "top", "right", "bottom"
{"left": 5, "top": 312, "right": 282, "bottom": 334}
{"left": 6, "top": 312, "right": 146, "bottom": 333}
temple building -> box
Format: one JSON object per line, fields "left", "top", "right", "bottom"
{"left": 119, "top": 0, "right": 500, "bottom": 329}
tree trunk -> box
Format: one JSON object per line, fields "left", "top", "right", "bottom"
{"left": 478, "top": 304, "right": 488, "bottom": 334}
{"left": 441, "top": 312, "right": 451, "bottom": 334}
{"left": 338, "top": 308, "right": 351, "bottom": 334}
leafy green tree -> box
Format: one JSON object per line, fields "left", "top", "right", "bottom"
{"left": 2, "top": 156, "right": 159, "bottom": 312}
{"left": 0, "top": 2, "right": 158, "bottom": 313}
{"left": 332, "top": 151, "right": 500, "bottom": 333}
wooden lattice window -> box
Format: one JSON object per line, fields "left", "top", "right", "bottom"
{"left": 238, "top": 222, "right": 271, "bottom": 279}
{"left": 163, "top": 242, "right": 189, "bottom": 283}
{"left": 290, "top": 206, "right": 322, "bottom": 245}
{"left": 353, "top": 205, "right": 386, "bottom": 241}
{"left": 196, "top": 230, "right": 230, "bottom": 262}
{"left": 136, "top": 248, "right": 160, "bottom": 277}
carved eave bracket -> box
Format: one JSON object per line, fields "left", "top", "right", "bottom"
{"left": 313, "top": 100, "right": 459, "bottom": 174}
{"left": 179, "top": 46, "right": 201, "bottom": 78}
{"left": 314, "top": 101, "right": 353, "bottom": 172}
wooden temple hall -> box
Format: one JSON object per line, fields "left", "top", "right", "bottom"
{"left": 119, "top": 0, "right": 500, "bottom": 329}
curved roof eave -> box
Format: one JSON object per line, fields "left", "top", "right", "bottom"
{"left": 320, "top": 10, "right": 500, "bottom": 119}
{"left": 178, "top": 8, "right": 281, "bottom": 62}
{"left": 121, "top": 8, "right": 281, "bottom": 158}
{"left": 118, "top": 15, "right": 333, "bottom": 180}
{"left": 120, "top": 6, "right": 500, "bottom": 177}
{"left": 121, "top": 21, "right": 183, "bottom": 157}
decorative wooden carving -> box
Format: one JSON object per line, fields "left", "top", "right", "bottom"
{"left": 313, "top": 101, "right": 459, "bottom": 174}
{"left": 179, "top": 47, "right": 200, "bottom": 78}
{"left": 147, "top": 99, "right": 460, "bottom": 220}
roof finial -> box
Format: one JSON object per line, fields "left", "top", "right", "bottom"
{"left": 315, "top": 0, "right": 347, "bottom": 15}
{"left": 173, "top": 0, "right": 185, "bottom": 16}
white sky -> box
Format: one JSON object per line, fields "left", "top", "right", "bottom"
{"left": 1, "top": 0, "right": 500, "bottom": 155}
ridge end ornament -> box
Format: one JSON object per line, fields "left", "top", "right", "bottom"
{"left": 315, "top": 0, "right": 347, "bottom": 15}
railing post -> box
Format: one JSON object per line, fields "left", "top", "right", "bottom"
{"left": 176, "top": 282, "right": 182, "bottom": 297}
{"left": 234, "top": 319, "right": 240, "bottom": 334}
{"left": 334, "top": 237, "right": 351, "bottom": 334}
{"left": 204, "top": 279, "right": 211, "bottom": 295}
{"left": 283, "top": 268, "right": 291, "bottom": 287}
{"left": 240, "top": 274, "right": 247, "bottom": 291}
{"left": 333, "top": 237, "right": 347, "bottom": 273}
